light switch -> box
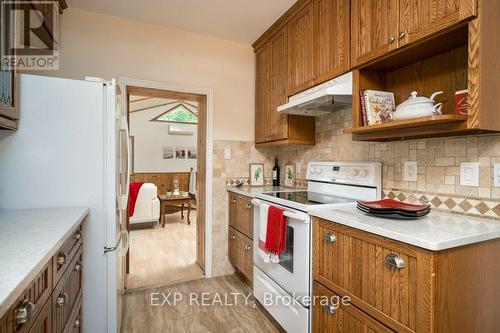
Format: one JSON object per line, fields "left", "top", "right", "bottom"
{"left": 224, "top": 148, "right": 231, "bottom": 160}
{"left": 494, "top": 164, "right": 500, "bottom": 187}
{"left": 460, "top": 162, "right": 479, "bottom": 187}
{"left": 403, "top": 161, "right": 417, "bottom": 182}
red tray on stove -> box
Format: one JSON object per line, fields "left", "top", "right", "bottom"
{"left": 357, "top": 199, "right": 430, "bottom": 213}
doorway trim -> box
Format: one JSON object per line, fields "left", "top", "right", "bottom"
{"left": 118, "top": 77, "right": 214, "bottom": 278}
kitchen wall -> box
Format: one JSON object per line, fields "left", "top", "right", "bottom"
{"left": 34, "top": 8, "right": 255, "bottom": 141}
{"left": 129, "top": 106, "right": 197, "bottom": 173}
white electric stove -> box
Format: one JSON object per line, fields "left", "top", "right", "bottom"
{"left": 252, "top": 161, "right": 382, "bottom": 333}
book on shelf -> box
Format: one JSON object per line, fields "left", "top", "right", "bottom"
{"left": 359, "top": 90, "right": 395, "bottom": 126}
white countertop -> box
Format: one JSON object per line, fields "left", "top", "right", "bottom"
{"left": 227, "top": 186, "right": 291, "bottom": 198}
{"left": 0, "top": 207, "right": 89, "bottom": 318}
{"left": 310, "top": 203, "right": 500, "bottom": 251}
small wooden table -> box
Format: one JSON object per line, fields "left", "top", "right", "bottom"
{"left": 158, "top": 193, "right": 192, "bottom": 227}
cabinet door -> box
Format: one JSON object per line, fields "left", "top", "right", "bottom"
{"left": 287, "top": 1, "right": 314, "bottom": 96}
{"left": 238, "top": 196, "right": 253, "bottom": 238}
{"left": 269, "top": 28, "right": 289, "bottom": 141}
{"left": 313, "top": 0, "right": 350, "bottom": 84}
{"left": 255, "top": 44, "right": 272, "bottom": 143}
{"left": 28, "top": 301, "right": 52, "bottom": 333}
{"left": 399, "top": 0, "right": 477, "bottom": 46}
{"left": 351, "top": 0, "right": 399, "bottom": 66}
{"left": 313, "top": 282, "right": 395, "bottom": 333}
{"left": 240, "top": 235, "right": 253, "bottom": 282}
{"left": 228, "top": 226, "right": 239, "bottom": 267}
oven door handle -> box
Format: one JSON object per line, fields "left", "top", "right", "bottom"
{"left": 251, "top": 199, "right": 310, "bottom": 223}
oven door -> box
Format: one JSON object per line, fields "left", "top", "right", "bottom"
{"left": 252, "top": 198, "right": 311, "bottom": 303}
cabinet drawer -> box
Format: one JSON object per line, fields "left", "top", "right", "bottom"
{"left": 27, "top": 301, "right": 51, "bottom": 333}
{"left": 52, "top": 246, "right": 82, "bottom": 333}
{"left": 53, "top": 226, "right": 82, "bottom": 287}
{"left": 313, "top": 282, "right": 395, "bottom": 333}
{"left": 228, "top": 193, "right": 253, "bottom": 238}
{"left": 63, "top": 294, "right": 81, "bottom": 333}
{"left": 5, "top": 261, "right": 53, "bottom": 333}
{"left": 313, "top": 218, "right": 434, "bottom": 333}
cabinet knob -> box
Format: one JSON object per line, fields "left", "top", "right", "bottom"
{"left": 232, "top": 199, "right": 236, "bottom": 203}
{"left": 398, "top": 31, "right": 406, "bottom": 39}
{"left": 231, "top": 235, "right": 236, "bottom": 240}
{"left": 74, "top": 319, "right": 81, "bottom": 328}
{"left": 385, "top": 253, "right": 405, "bottom": 269}
{"left": 73, "top": 231, "right": 81, "bottom": 240}
{"left": 323, "top": 301, "right": 337, "bottom": 315}
{"left": 245, "top": 244, "right": 252, "bottom": 251}
{"left": 74, "top": 261, "right": 82, "bottom": 272}
{"left": 57, "top": 252, "right": 67, "bottom": 267}
{"left": 57, "top": 293, "right": 69, "bottom": 307}
{"left": 246, "top": 204, "right": 252, "bottom": 209}
{"left": 15, "top": 300, "right": 35, "bottom": 326}
{"left": 324, "top": 232, "right": 336, "bottom": 243}
{"left": 388, "top": 36, "right": 396, "bottom": 44}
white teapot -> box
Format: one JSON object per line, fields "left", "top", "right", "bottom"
{"left": 393, "top": 91, "right": 444, "bottom": 120}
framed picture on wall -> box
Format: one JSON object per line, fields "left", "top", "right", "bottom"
{"left": 249, "top": 163, "right": 264, "bottom": 186}
{"left": 163, "top": 146, "right": 174, "bottom": 159}
{"left": 284, "top": 164, "right": 295, "bottom": 188}
{"left": 187, "top": 146, "right": 197, "bottom": 159}
{"left": 175, "top": 147, "right": 186, "bottom": 159}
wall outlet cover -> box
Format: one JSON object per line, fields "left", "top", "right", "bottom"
{"left": 460, "top": 162, "right": 479, "bottom": 187}
{"left": 224, "top": 148, "right": 231, "bottom": 160}
{"left": 403, "top": 161, "right": 417, "bottom": 182}
{"left": 494, "top": 164, "right": 500, "bottom": 187}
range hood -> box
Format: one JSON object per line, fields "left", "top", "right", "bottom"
{"left": 277, "top": 71, "right": 352, "bottom": 116}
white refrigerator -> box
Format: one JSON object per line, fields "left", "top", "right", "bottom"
{"left": 0, "top": 74, "right": 130, "bottom": 333}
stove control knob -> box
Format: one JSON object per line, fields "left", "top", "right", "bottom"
{"left": 351, "top": 169, "right": 359, "bottom": 177}
{"left": 359, "top": 170, "right": 368, "bottom": 177}
{"left": 317, "top": 168, "right": 323, "bottom": 175}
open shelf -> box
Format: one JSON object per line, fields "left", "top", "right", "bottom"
{"left": 344, "top": 114, "right": 467, "bottom": 134}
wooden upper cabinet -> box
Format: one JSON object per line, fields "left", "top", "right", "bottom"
{"left": 399, "top": 0, "right": 477, "bottom": 46}
{"left": 351, "top": 0, "right": 399, "bottom": 67}
{"left": 287, "top": 1, "right": 315, "bottom": 96}
{"left": 255, "top": 44, "right": 271, "bottom": 143}
{"left": 269, "top": 28, "right": 289, "bottom": 141}
{"left": 313, "top": 0, "right": 350, "bottom": 84}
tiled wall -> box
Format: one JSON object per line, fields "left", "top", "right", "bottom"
{"left": 211, "top": 109, "right": 500, "bottom": 275}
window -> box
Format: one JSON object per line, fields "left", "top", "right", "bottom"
{"left": 152, "top": 103, "right": 197, "bottom": 124}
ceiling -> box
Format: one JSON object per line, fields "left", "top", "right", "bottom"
{"left": 67, "top": 0, "right": 296, "bottom": 44}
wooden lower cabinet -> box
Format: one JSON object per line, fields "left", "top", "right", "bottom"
{"left": 228, "top": 226, "right": 253, "bottom": 283}
{"left": 1, "top": 219, "right": 85, "bottom": 333}
{"left": 228, "top": 193, "right": 253, "bottom": 238}
{"left": 313, "top": 282, "right": 394, "bottom": 333}
{"left": 312, "top": 217, "right": 500, "bottom": 332}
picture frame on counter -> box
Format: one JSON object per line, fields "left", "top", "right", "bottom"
{"left": 284, "top": 164, "right": 295, "bottom": 188}
{"left": 249, "top": 163, "right": 264, "bottom": 186}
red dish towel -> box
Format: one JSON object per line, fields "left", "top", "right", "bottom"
{"left": 265, "top": 206, "right": 287, "bottom": 257}
{"left": 128, "top": 182, "right": 144, "bottom": 216}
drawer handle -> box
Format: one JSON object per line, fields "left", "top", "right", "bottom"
{"left": 57, "top": 293, "right": 69, "bottom": 307}
{"left": 398, "top": 31, "right": 406, "bottom": 39}
{"left": 57, "top": 252, "right": 67, "bottom": 267}
{"left": 73, "top": 231, "right": 81, "bottom": 240}
{"left": 324, "top": 232, "right": 336, "bottom": 243}
{"left": 15, "top": 300, "right": 36, "bottom": 326}
{"left": 231, "top": 235, "right": 236, "bottom": 240}
{"left": 74, "top": 319, "right": 81, "bottom": 328}
{"left": 323, "top": 301, "right": 337, "bottom": 315}
{"left": 385, "top": 253, "right": 405, "bottom": 269}
{"left": 246, "top": 204, "right": 252, "bottom": 209}
{"left": 245, "top": 244, "right": 252, "bottom": 251}
{"left": 74, "top": 261, "right": 82, "bottom": 272}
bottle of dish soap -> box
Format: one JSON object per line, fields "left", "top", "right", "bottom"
{"left": 272, "top": 158, "right": 280, "bottom": 186}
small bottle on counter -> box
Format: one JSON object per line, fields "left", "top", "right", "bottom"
{"left": 272, "top": 158, "right": 280, "bottom": 186}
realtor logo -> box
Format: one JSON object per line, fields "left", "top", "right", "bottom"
{"left": 1, "top": 1, "right": 60, "bottom": 70}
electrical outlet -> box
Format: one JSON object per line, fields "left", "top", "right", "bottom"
{"left": 494, "top": 164, "right": 500, "bottom": 187}
{"left": 296, "top": 161, "right": 301, "bottom": 174}
{"left": 403, "top": 161, "right": 417, "bottom": 182}
{"left": 224, "top": 148, "right": 231, "bottom": 160}
{"left": 460, "top": 162, "right": 479, "bottom": 187}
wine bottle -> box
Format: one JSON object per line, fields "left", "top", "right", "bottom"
{"left": 272, "top": 158, "right": 280, "bottom": 186}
